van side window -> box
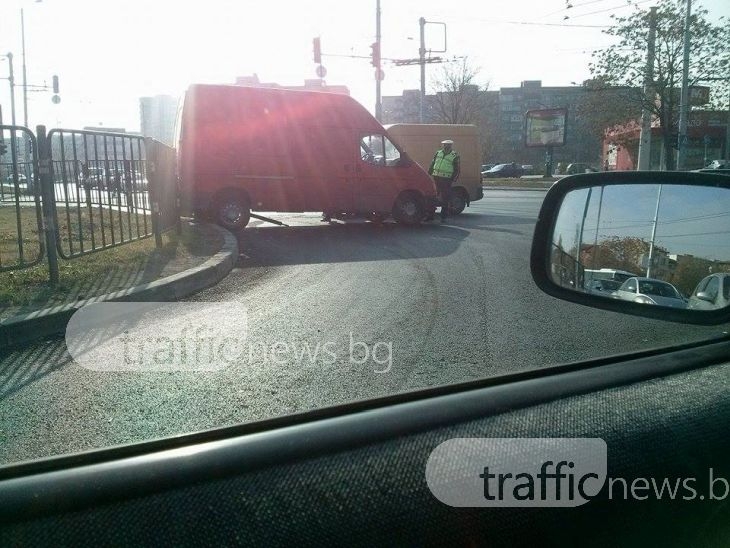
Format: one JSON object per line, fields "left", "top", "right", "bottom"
{"left": 360, "top": 135, "right": 400, "bottom": 167}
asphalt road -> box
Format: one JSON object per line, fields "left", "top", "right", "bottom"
{"left": 1, "top": 190, "right": 727, "bottom": 464}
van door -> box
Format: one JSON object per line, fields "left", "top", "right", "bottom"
{"left": 355, "top": 133, "right": 404, "bottom": 214}
{"left": 297, "top": 128, "right": 355, "bottom": 214}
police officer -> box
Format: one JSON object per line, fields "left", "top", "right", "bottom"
{"left": 428, "top": 139, "right": 460, "bottom": 222}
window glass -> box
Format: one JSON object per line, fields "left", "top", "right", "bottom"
{"left": 694, "top": 277, "right": 711, "bottom": 295}
{"left": 705, "top": 276, "right": 720, "bottom": 300}
{"left": 360, "top": 135, "right": 400, "bottom": 166}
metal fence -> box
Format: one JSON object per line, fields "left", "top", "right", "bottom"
{"left": 0, "top": 124, "right": 180, "bottom": 282}
{"left": 145, "top": 137, "right": 180, "bottom": 244}
{"left": 48, "top": 128, "right": 153, "bottom": 259}
{"left": 0, "top": 125, "right": 45, "bottom": 272}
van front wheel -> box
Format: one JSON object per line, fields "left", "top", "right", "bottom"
{"left": 213, "top": 191, "right": 251, "bottom": 231}
{"left": 392, "top": 193, "right": 424, "bottom": 225}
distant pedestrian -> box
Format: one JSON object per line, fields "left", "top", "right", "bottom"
{"left": 604, "top": 159, "right": 609, "bottom": 172}
{"left": 428, "top": 139, "right": 460, "bottom": 222}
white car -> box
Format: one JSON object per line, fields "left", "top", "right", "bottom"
{"left": 612, "top": 277, "right": 687, "bottom": 308}
{"left": 688, "top": 273, "right": 730, "bottom": 311}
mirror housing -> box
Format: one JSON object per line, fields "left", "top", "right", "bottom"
{"left": 695, "top": 291, "right": 714, "bottom": 303}
{"left": 530, "top": 171, "right": 730, "bottom": 326}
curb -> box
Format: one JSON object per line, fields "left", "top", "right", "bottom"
{"left": 482, "top": 186, "right": 551, "bottom": 192}
{"left": 0, "top": 223, "right": 238, "bottom": 350}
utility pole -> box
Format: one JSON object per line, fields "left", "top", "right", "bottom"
{"left": 374, "top": 0, "right": 382, "bottom": 121}
{"left": 676, "top": 0, "right": 692, "bottom": 170}
{"left": 21, "top": 8, "right": 28, "bottom": 128}
{"left": 419, "top": 17, "right": 426, "bottom": 123}
{"left": 576, "top": 187, "right": 593, "bottom": 287}
{"left": 646, "top": 184, "right": 663, "bottom": 278}
{"left": 7, "top": 53, "right": 17, "bottom": 127}
{"left": 637, "top": 6, "right": 657, "bottom": 171}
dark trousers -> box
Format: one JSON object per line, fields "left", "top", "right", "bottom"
{"left": 434, "top": 176, "right": 452, "bottom": 219}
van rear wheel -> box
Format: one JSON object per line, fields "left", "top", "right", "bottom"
{"left": 213, "top": 191, "right": 251, "bottom": 231}
{"left": 392, "top": 193, "right": 424, "bottom": 225}
{"left": 449, "top": 189, "right": 467, "bottom": 215}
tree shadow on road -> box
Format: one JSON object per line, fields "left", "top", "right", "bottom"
{"left": 237, "top": 222, "right": 470, "bottom": 267}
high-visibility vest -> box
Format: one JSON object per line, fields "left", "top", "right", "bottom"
{"left": 432, "top": 150, "right": 458, "bottom": 178}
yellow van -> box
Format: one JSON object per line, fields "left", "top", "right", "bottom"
{"left": 385, "top": 124, "right": 483, "bottom": 214}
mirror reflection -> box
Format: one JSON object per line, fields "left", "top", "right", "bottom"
{"left": 550, "top": 184, "right": 730, "bottom": 311}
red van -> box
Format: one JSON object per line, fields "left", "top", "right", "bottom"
{"left": 177, "top": 84, "right": 438, "bottom": 230}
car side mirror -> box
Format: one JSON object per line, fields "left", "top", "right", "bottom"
{"left": 695, "top": 291, "right": 715, "bottom": 303}
{"left": 530, "top": 172, "right": 730, "bottom": 325}
{"left": 398, "top": 152, "right": 412, "bottom": 167}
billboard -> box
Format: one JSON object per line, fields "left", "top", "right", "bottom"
{"left": 525, "top": 108, "right": 567, "bottom": 147}
{"left": 689, "top": 86, "right": 710, "bottom": 106}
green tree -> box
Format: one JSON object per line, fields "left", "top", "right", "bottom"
{"left": 589, "top": 1, "right": 730, "bottom": 170}
{"left": 670, "top": 256, "right": 711, "bottom": 296}
{"left": 574, "top": 78, "right": 643, "bottom": 157}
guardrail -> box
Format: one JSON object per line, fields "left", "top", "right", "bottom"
{"left": 0, "top": 124, "right": 180, "bottom": 283}
{"left": 0, "top": 125, "right": 45, "bottom": 272}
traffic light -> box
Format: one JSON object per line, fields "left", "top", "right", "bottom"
{"left": 370, "top": 42, "right": 380, "bottom": 67}
{"left": 52, "top": 75, "right": 59, "bottom": 94}
{"left": 313, "top": 37, "right": 321, "bottom": 64}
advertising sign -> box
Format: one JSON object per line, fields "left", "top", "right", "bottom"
{"left": 525, "top": 108, "right": 568, "bottom": 147}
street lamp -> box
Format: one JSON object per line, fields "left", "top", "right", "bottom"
{"left": 418, "top": 17, "right": 447, "bottom": 123}
{"left": 1, "top": 53, "right": 17, "bottom": 127}
{"left": 21, "top": 1, "right": 44, "bottom": 128}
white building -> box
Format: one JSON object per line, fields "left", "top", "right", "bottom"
{"left": 139, "top": 95, "right": 178, "bottom": 146}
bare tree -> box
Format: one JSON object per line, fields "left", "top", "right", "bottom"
{"left": 430, "top": 58, "right": 490, "bottom": 125}
{"left": 429, "top": 58, "right": 497, "bottom": 162}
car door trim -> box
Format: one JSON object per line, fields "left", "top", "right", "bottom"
{"left": 0, "top": 336, "right": 728, "bottom": 522}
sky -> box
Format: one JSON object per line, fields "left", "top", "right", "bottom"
{"left": 0, "top": 0, "right": 728, "bottom": 132}
{"left": 554, "top": 184, "right": 730, "bottom": 261}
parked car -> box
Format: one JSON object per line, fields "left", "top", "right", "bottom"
{"left": 611, "top": 277, "right": 687, "bottom": 308}
{"left": 585, "top": 278, "right": 623, "bottom": 295}
{"left": 4, "top": 173, "right": 28, "bottom": 185}
{"left": 480, "top": 164, "right": 495, "bottom": 172}
{"left": 566, "top": 163, "right": 598, "bottom": 175}
{"left": 482, "top": 162, "right": 524, "bottom": 178}
{"left": 521, "top": 164, "right": 535, "bottom": 175}
{"left": 688, "top": 273, "right": 730, "bottom": 311}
